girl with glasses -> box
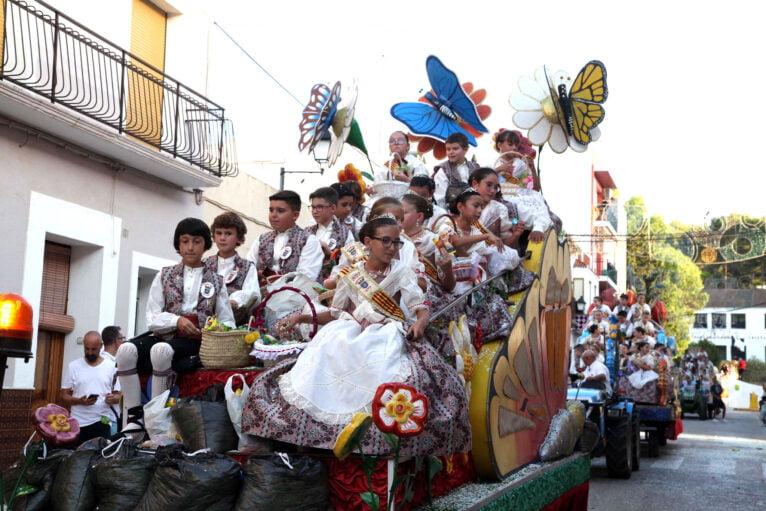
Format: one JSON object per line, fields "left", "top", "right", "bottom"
{"left": 241, "top": 215, "right": 471, "bottom": 458}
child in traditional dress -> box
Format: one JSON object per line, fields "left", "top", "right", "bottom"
{"left": 493, "top": 130, "right": 552, "bottom": 243}
{"left": 470, "top": 167, "right": 525, "bottom": 248}
{"left": 246, "top": 190, "right": 323, "bottom": 285}
{"left": 241, "top": 216, "right": 471, "bottom": 456}
{"left": 330, "top": 182, "right": 362, "bottom": 240}
{"left": 342, "top": 180, "right": 370, "bottom": 224}
{"left": 306, "top": 186, "right": 354, "bottom": 281}
{"left": 116, "top": 218, "right": 235, "bottom": 438}
{"left": 432, "top": 132, "right": 480, "bottom": 209}
{"left": 409, "top": 175, "right": 448, "bottom": 230}
{"left": 326, "top": 197, "right": 427, "bottom": 292}
{"left": 434, "top": 187, "right": 512, "bottom": 295}
{"left": 204, "top": 212, "right": 260, "bottom": 325}
{"left": 401, "top": 193, "right": 459, "bottom": 360}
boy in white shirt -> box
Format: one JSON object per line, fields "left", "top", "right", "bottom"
{"left": 432, "top": 133, "right": 480, "bottom": 209}
{"left": 204, "top": 212, "right": 260, "bottom": 324}
{"left": 246, "top": 190, "right": 323, "bottom": 285}
{"left": 116, "top": 218, "right": 235, "bottom": 438}
{"left": 306, "top": 187, "right": 354, "bottom": 281}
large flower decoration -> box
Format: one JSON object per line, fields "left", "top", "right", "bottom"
{"left": 409, "top": 83, "right": 492, "bottom": 161}
{"left": 372, "top": 383, "right": 428, "bottom": 438}
{"left": 509, "top": 67, "right": 597, "bottom": 154}
{"left": 333, "top": 412, "right": 373, "bottom": 460}
{"left": 34, "top": 403, "right": 79, "bottom": 446}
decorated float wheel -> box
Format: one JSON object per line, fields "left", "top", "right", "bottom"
{"left": 469, "top": 229, "right": 572, "bottom": 479}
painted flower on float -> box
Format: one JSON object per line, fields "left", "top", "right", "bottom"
{"left": 372, "top": 383, "right": 428, "bottom": 437}
{"left": 34, "top": 403, "right": 79, "bottom": 445}
{"left": 408, "top": 83, "right": 492, "bottom": 161}
{"left": 333, "top": 412, "right": 373, "bottom": 460}
{"left": 510, "top": 67, "right": 598, "bottom": 154}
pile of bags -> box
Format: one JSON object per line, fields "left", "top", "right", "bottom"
{"left": 3, "top": 440, "right": 330, "bottom": 511}
{"left": 2, "top": 378, "right": 330, "bottom": 510}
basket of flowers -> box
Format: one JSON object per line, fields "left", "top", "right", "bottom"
{"left": 249, "top": 285, "right": 319, "bottom": 362}
{"left": 199, "top": 316, "right": 253, "bottom": 369}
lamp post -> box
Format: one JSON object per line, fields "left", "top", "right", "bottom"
{"left": 279, "top": 130, "right": 331, "bottom": 190}
{"left": 0, "top": 293, "right": 34, "bottom": 401}
{"left": 576, "top": 296, "right": 587, "bottom": 315}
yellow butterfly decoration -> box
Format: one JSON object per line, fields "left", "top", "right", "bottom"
{"left": 545, "top": 60, "right": 608, "bottom": 147}
{"left": 510, "top": 60, "right": 608, "bottom": 153}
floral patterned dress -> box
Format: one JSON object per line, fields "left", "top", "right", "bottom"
{"left": 241, "top": 259, "right": 471, "bottom": 457}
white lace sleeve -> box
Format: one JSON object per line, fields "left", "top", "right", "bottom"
{"left": 392, "top": 263, "right": 429, "bottom": 313}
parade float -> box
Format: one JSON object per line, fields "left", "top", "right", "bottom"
{"left": 3, "top": 56, "right": 610, "bottom": 511}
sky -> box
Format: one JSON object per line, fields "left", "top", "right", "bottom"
{"left": 205, "top": 0, "right": 765, "bottom": 227}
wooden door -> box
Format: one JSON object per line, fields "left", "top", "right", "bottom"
{"left": 32, "top": 242, "right": 75, "bottom": 412}
{"left": 31, "top": 331, "right": 66, "bottom": 411}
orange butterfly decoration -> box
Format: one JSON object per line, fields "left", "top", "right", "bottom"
{"left": 408, "top": 83, "right": 492, "bottom": 160}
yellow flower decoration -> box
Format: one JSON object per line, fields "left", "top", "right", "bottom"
{"left": 48, "top": 414, "right": 71, "bottom": 432}
{"left": 333, "top": 412, "right": 373, "bottom": 460}
{"left": 244, "top": 331, "right": 260, "bottom": 344}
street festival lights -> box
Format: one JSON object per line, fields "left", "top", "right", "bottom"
{"left": 279, "top": 131, "right": 331, "bottom": 190}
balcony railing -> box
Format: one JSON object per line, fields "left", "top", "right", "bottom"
{"left": 1, "top": 0, "right": 237, "bottom": 177}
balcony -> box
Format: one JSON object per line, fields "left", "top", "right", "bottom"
{"left": 593, "top": 201, "right": 619, "bottom": 236}
{"left": 1, "top": 0, "right": 237, "bottom": 188}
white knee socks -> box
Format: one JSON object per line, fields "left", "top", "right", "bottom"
{"left": 150, "top": 342, "right": 175, "bottom": 399}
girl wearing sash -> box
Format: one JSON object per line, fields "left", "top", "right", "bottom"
{"left": 401, "top": 193, "right": 460, "bottom": 361}
{"left": 241, "top": 216, "right": 471, "bottom": 456}
{"left": 325, "top": 197, "right": 426, "bottom": 292}
{"left": 470, "top": 168, "right": 525, "bottom": 248}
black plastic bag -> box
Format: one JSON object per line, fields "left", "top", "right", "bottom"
{"left": 2, "top": 448, "right": 70, "bottom": 511}
{"left": 93, "top": 455, "right": 157, "bottom": 511}
{"left": 135, "top": 445, "right": 242, "bottom": 511}
{"left": 234, "top": 454, "right": 329, "bottom": 511}
{"left": 50, "top": 437, "right": 110, "bottom": 511}
{"left": 171, "top": 396, "right": 238, "bottom": 453}
{"left": 50, "top": 436, "right": 138, "bottom": 511}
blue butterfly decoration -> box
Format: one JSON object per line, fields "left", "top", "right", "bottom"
{"left": 391, "top": 56, "right": 488, "bottom": 146}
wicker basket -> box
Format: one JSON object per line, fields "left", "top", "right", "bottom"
{"left": 371, "top": 180, "right": 409, "bottom": 199}
{"left": 199, "top": 329, "right": 252, "bottom": 369}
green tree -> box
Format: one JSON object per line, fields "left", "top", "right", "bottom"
{"left": 625, "top": 196, "right": 708, "bottom": 354}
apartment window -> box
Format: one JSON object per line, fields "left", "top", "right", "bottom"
{"left": 730, "top": 313, "right": 746, "bottom": 329}
{"left": 693, "top": 313, "right": 708, "bottom": 328}
{"left": 712, "top": 313, "right": 726, "bottom": 328}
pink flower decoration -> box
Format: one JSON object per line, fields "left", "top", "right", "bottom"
{"left": 372, "top": 383, "right": 428, "bottom": 438}
{"left": 523, "top": 176, "right": 534, "bottom": 190}
{"left": 34, "top": 403, "right": 79, "bottom": 446}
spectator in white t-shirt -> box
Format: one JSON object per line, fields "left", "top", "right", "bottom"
{"left": 60, "top": 331, "right": 121, "bottom": 444}
{"left": 100, "top": 325, "right": 124, "bottom": 364}
{"left": 579, "top": 350, "right": 612, "bottom": 393}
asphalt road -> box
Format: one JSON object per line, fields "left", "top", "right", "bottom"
{"left": 588, "top": 410, "right": 766, "bottom": 511}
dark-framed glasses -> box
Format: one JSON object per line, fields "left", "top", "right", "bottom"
{"left": 370, "top": 237, "right": 404, "bottom": 248}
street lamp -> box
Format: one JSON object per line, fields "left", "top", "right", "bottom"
{"left": 576, "top": 296, "right": 587, "bottom": 315}
{"left": 0, "top": 293, "right": 34, "bottom": 400}
{"left": 279, "top": 130, "right": 331, "bottom": 190}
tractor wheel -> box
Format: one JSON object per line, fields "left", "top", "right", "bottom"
{"left": 631, "top": 414, "right": 641, "bottom": 471}
{"left": 606, "top": 416, "right": 633, "bottom": 479}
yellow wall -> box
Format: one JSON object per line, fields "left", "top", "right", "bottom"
{"left": 126, "top": 0, "right": 167, "bottom": 146}
{"left": 1, "top": 0, "right": 6, "bottom": 74}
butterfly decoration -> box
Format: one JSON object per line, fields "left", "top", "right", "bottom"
{"left": 409, "top": 82, "right": 492, "bottom": 160}
{"left": 327, "top": 81, "right": 358, "bottom": 168}
{"left": 511, "top": 60, "right": 607, "bottom": 153}
{"left": 298, "top": 81, "right": 341, "bottom": 153}
{"left": 391, "top": 55, "right": 488, "bottom": 146}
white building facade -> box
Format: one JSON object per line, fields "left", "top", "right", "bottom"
{"left": 689, "top": 288, "right": 766, "bottom": 362}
